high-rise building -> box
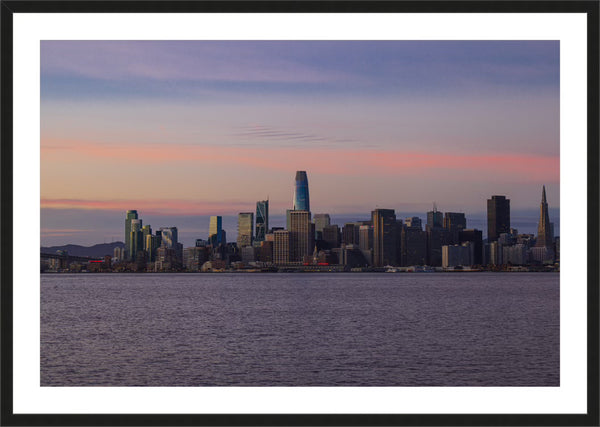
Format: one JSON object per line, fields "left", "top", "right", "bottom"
{"left": 288, "top": 210, "right": 314, "bottom": 262}
{"left": 404, "top": 217, "right": 423, "bottom": 230}
{"left": 459, "top": 229, "right": 483, "bottom": 265}
{"left": 359, "top": 224, "right": 373, "bottom": 251}
{"left": 342, "top": 223, "right": 360, "bottom": 245}
{"left": 160, "top": 227, "right": 178, "bottom": 248}
{"left": 313, "top": 213, "right": 331, "bottom": 239}
{"left": 372, "top": 208, "right": 398, "bottom": 267}
{"left": 401, "top": 225, "right": 427, "bottom": 266}
{"left": 426, "top": 204, "right": 443, "bottom": 231}
{"left": 129, "top": 219, "right": 143, "bottom": 261}
{"left": 255, "top": 200, "right": 269, "bottom": 243}
{"left": 535, "top": 185, "right": 554, "bottom": 248}
{"left": 293, "top": 171, "right": 310, "bottom": 212}
{"left": 209, "top": 216, "right": 224, "bottom": 246}
{"left": 273, "top": 230, "right": 291, "bottom": 264}
{"left": 145, "top": 233, "right": 161, "bottom": 262}
{"left": 124, "top": 210, "right": 138, "bottom": 260}
{"left": 237, "top": 212, "right": 254, "bottom": 248}
{"left": 444, "top": 212, "right": 466, "bottom": 244}
{"left": 487, "top": 195, "right": 510, "bottom": 242}
{"left": 322, "top": 224, "right": 341, "bottom": 248}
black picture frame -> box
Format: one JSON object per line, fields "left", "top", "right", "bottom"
{"left": 1, "top": 1, "right": 598, "bottom": 426}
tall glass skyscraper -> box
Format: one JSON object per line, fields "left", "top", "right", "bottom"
{"left": 237, "top": 212, "right": 254, "bottom": 248}
{"left": 255, "top": 200, "right": 269, "bottom": 242}
{"left": 487, "top": 195, "right": 510, "bottom": 242}
{"left": 124, "top": 210, "right": 138, "bottom": 260}
{"left": 293, "top": 171, "right": 310, "bottom": 212}
{"left": 209, "top": 216, "right": 223, "bottom": 246}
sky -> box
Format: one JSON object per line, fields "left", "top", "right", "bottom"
{"left": 40, "top": 41, "right": 560, "bottom": 247}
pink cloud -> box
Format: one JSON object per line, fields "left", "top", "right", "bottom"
{"left": 42, "top": 138, "right": 559, "bottom": 182}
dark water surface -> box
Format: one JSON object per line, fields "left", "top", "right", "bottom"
{"left": 41, "top": 273, "right": 559, "bottom": 386}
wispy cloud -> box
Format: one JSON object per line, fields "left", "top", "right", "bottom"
{"left": 232, "top": 124, "right": 359, "bottom": 148}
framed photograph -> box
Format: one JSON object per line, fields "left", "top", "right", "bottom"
{"left": 1, "top": 1, "right": 598, "bottom": 425}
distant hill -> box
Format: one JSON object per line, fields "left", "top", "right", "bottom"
{"left": 41, "top": 242, "right": 125, "bottom": 258}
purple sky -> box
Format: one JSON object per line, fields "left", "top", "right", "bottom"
{"left": 40, "top": 41, "right": 560, "bottom": 246}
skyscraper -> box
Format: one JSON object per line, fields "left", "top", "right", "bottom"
{"left": 288, "top": 210, "right": 314, "bottom": 262}
{"left": 237, "top": 212, "right": 254, "bottom": 248}
{"left": 209, "top": 216, "right": 223, "bottom": 246}
{"left": 255, "top": 200, "right": 269, "bottom": 243}
{"left": 124, "top": 210, "right": 138, "bottom": 260}
{"left": 159, "top": 227, "right": 178, "bottom": 248}
{"left": 313, "top": 213, "right": 331, "bottom": 239}
{"left": 129, "top": 218, "right": 143, "bottom": 261}
{"left": 426, "top": 204, "right": 443, "bottom": 231}
{"left": 487, "top": 195, "right": 510, "bottom": 242}
{"left": 535, "top": 185, "right": 554, "bottom": 248}
{"left": 293, "top": 171, "right": 310, "bottom": 212}
{"left": 273, "top": 230, "right": 290, "bottom": 264}
{"left": 372, "top": 208, "right": 398, "bottom": 267}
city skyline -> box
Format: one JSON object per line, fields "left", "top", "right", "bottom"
{"left": 41, "top": 40, "right": 560, "bottom": 246}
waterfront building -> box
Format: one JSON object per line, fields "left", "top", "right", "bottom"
{"left": 372, "top": 208, "right": 398, "bottom": 267}
{"left": 124, "top": 210, "right": 138, "bottom": 260}
{"left": 322, "top": 224, "right": 341, "bottom": 249}
{"left": 255, "top": 200, "right": 269, "bottom": 243}
{"left": 183, "top": 247, "right": 208, "bottom": 271}
{"left": 113, "top": 246, "right": 125, "bottom": 263}
{"left": 459, "top": 229, "right": 483, "bottom": 265}
{"left": 154, "top": 246, "right": 179, "bottom": 271}
{"left": 237, "top": 212, "right": 254, "bottom": 248}
{"left": 503, "top": 244, "right": 528, "bottom": 265}
{"left": 426, "top": 227, "right": 451, "bottom": 266}
{"left": 241, "top": 246, "right": 256, "bottom": 263}
{"left": 488, "top": 240, "right": 503, "bottom": 265}
{"left": 442, "top": 242, "right": 473, "bottom": 268}
{"left": 273, "top": 230, "right": 291, "bottom": 264}
{"left": 209, "top": 216, "right": 224, "bottom": 246}
{"left": 401, "top": 225, "right": 427, "bottom": 266}
{"left": 258, "top": 240, "right": 274, "bottom": 263}
{"left": 293, "top": 171, "right": 310, "bottom": 212}
{"left": 289, "top": 210, "right": 314, "bottom": 262}
{"left": 530, "top": 246, "right": 554, "bottom": 264}
{"left": 487, "top": 195, "right": 510, "bottom": 242}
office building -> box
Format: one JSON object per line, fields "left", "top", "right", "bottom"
{"left": 342, "top": 222, "right": 360, "bottom": 245}
{"left": 426, "top": 204, "right": 443, "bottom": 231}
{"left": 124, "top": 210, "right": 138, "bottom": 260}
{"left": 442, "top": 242, "right": 473, "bottom": 268}
{"left": 322, "top": 224, "right": 341, "bottom": 248}
{"left": 289, "top": 210, "right": 314, "bottom": 262}
{"left": 314, "top": 213, "right": 331, "bottom": 239}
{"left": 293, "top": 171, "right": 310, "bottom": 212}
{"left": 237, "top": 212, "right": 254, "bottom": 248}
{"left": 503, "top": 244, "right": 528, "bottom": 265}
{"left": 459, "top": 229, "right": 483, "bottom": 265}
{"left": 401, "top": 225, "right": 427, "bottom": 266}
{"left": 487, "top": 195, "right": 510, "bottom": 242}
{"left": 372, "top": 208, "right": 398, "bottom": 267}
{"left": 159, "top": 227, "right": 178, "bottom": 248}
{"left": 255, "top": 200, "right": 269, "bottom": 243}
{"left": 273, "top": 230, "right": 291, "bottom": 264}
{"left": 129, "top": 219, "right": 143, "bottom": 262}
{"left": 145, "top": 233, "right": 161, "bottom": 262}
{"left": 359, "top": 224, "right": 373, "bottom": 251}
{"left": 209, "top": 216, "right": 224, "bottom": 246}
